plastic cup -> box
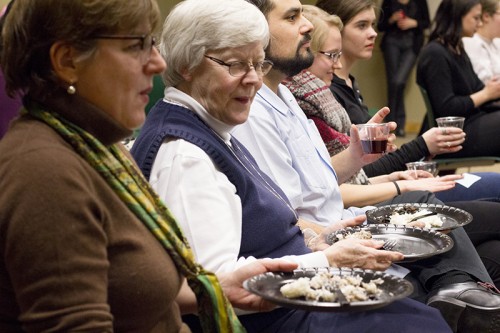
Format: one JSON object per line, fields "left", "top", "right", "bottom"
{"left": 436, "top": 116, "right": 465, "bottom": 129}
{"left": 357, "top": 123, "right": 390, "bottom": 154}
{"left": 406, "top": 161, "right": 438, "bottom": 177}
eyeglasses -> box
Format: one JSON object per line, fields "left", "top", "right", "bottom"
{"left": 91, "top": 34, "right": 157, "bottom": 64}
{"left": 318, "top": 50, "right": 342, "bottom": 63}
{"left": 204, "top": 55, "right": 273, "bottom": 77}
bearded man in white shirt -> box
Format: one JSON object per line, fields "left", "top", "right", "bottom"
{"left": 232, "top": 0, "right": 500, "bottom": 331}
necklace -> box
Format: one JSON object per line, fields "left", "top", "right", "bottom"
{"left": 211, "top": 128, "right": 299, "bottom": 222}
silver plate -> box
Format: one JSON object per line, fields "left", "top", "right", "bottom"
{"left": 243, "top": 267, "right": 413, "bottom": 312}
{"left": 366, "top": 203, "right": 472, "bottom": 231}
{"left": 326, "top": 225, "right": 454, "bottom": 262}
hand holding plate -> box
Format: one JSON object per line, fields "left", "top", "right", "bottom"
{"left": 323, "top": 238, "right": 404, "bottom": 271}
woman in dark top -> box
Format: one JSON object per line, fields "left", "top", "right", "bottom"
{"left": 417, "top": 0, "right": 500, "bottom": 158}
{"left": 378, "top": 0, "right": 430, "bottom": 136}
{"left": 330, "top": 71, "right": 371, "bottom": 125}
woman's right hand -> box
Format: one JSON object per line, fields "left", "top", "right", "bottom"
{"left": 322, "top": 238, "right": 403, "bottom": 271}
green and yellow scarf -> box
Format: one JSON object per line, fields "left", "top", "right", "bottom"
{"left": 26, "top": 106, "right": 245, "bottom": 333}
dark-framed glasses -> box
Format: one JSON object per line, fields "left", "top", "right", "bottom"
{"left": 318, "top": 50, "right": 342, "bottom": 63}
{"left": 204, "top": 55, "right": 273, "bottom": 77}
{"left": 91, "top": 34, "right": 156, "bottom": 64}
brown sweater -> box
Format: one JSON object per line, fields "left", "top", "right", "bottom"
{"left": 0, "top": 94, "right": 190, "bottom": 332}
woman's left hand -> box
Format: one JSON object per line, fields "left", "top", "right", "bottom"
{"left": 388, "top": 170, "right": 434, "bottom": 181}
{"left": 218, "top": 259, "right": 298, "bottom": 312}
{"left": 308, "top": 215, "right": 367, "bottom": 251}
{"left": 398, "top": 174, "right": 463, "bottom": 193}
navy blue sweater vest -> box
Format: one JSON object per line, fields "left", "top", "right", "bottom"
{"left": 131, "top": 100, "right": 310, "bottom": 259}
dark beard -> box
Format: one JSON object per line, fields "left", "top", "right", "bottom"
{"left": 266, "top": 37, "right": 315, "bottom": 77}
{"left": 268, "top": 52, "right": 314, "bottom": 77}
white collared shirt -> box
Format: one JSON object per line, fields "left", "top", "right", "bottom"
{"left": 232, "top": 84, "right": 369, "bottom": 227}
{"left": 463, "top": 34, "right": 500, "bottom": 83}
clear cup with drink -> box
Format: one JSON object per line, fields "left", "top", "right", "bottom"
{"left": 406, "top": 161, "right": 438, "bottom": 178}
{"left": 357, "top": 123, "right": 390, "bottom": 154}
{"left": 436, "top": 116, "right": 465, "bottom": 129}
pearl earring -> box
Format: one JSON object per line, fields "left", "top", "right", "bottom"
{"left": 67, "top": 85, "right": 76, "bottom": 95}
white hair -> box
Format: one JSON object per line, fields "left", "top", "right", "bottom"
{"left": 159, "top": 0, "right": 269, "bottom": 87}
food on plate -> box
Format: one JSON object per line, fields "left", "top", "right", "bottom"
{"left": 280, "top": 272, "right": 384, "bottom": 302}
{"left": 326, "top": 228, "right": 372, "bottom": 244}
{"left": 380, "top": 205, "right": 443, "bottom": 229}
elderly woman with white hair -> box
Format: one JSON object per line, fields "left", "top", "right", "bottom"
{"left": 131, "top": 0, "right": 451, "bottom": 332}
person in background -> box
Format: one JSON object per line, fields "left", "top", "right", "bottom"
{"left": 131, "top": 0, "right": 453, "bottom": 332}
{"left": 377, "top": 0, "right": 430, "bottom": 137}
{"left": 0, "top": 2, "right": 21, "bottom": 139}
{"left": 463, "top": 0, "right": 500, "bottom": 84}
{"left": 0, "top": 0, "right": 298, "bottom": 332}
{"left": 417, "top": 0, "right": 500, "bottom": 158}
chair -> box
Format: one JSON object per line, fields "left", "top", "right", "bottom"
{"left": 419, "top": 86, "right": 500, "bottom": 172}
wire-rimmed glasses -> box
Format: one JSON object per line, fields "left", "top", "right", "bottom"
{"left": 318, "top": 50, "right": 342, "bottom": 63}
{"left": 91, "top": 34, "right": 157, "bottom": 64}
{"left": 204, "top": 55, "right": 273, "bottom": 77}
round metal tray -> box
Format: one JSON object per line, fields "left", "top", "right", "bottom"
{"left": 243, "top": 267, "right": 413, "bottom": 312}
{"left": 327, "top": 224, "right": 454, "bottom": 262}
{"left": 365, "top": 203, "right": 472, "bottom": 231}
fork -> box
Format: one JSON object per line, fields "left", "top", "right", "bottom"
{"left": 382, "top": 239, "right": 398, "bottom": 251}
{"left": 334, "top": 288, "right": 349, "bottom": 306}
{"left": 409, "top": 211, "right": 438, "bottom": 222}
